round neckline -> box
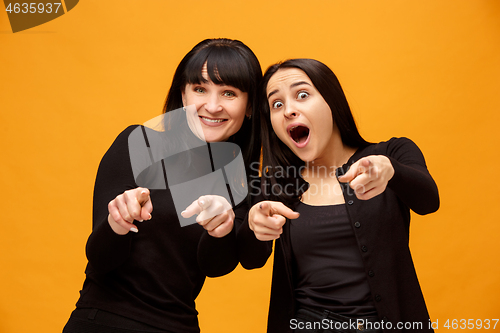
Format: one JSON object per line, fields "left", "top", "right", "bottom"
{"left": 299, "top": 201, "right": 346, "bottom": 208}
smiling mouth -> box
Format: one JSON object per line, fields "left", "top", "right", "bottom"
{"left": 199, "top": 116, "right": 227, "bottom": 123}
{"left": 289, "top": 125, "right": 310, "bottom": 144}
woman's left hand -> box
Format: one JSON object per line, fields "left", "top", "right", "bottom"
{"left": 181, "top": 195, "right": 235, "bottom": 238}
{"left": 338, "top": 155, "right": 394, "bottom": 200}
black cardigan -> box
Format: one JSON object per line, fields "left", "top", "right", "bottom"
{"left": 237, "top": 137, "right": 440, "bottom": 333}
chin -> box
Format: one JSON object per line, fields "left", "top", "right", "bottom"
{"left": 290, "top": 148, "right": 314, "bottom": 163}
{"left": 207, "top": 134, "right": 232, "bottom": 143}
{"left": 202, "top": 135, "right": 219, "bottom": 143}
{"left": 300, "top": 156, "right": 315, "bottom": 163}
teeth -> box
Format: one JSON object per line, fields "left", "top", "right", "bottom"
{"left": 290, "top": 126, "right": 298, "bottom": 132}
{"left": 201, "top": 117, "right": 225, "bottom": 123}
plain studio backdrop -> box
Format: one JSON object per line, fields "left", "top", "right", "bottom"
{"left": 1, "top": 1, "right": 499, "bottom": 332}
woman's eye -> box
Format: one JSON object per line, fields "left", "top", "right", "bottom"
{"left": 194, "top": 87, "right": 205, "bottom": 93}
{"left": 223, "top": 91, "right": 236, "bottom": 97}
{"left": 272, "top": 101, "right": 284, "bottom": 109}
{"left": 297, "top": 91, "right": 309, "bottom": 99}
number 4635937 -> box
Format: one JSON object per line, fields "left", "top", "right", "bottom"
{"left": 443, "top": 319, "right": 498, "bottom": 330}
{"left": 5, "top": 3, "right": 62, "bottom": 14}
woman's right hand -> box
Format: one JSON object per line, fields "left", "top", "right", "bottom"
{"left": 181, "top": 195, "right": 235, "bottom": 238}
{"left": 248, "top": 201, "right": 300, "bottom": 241}
{"left": 107, "top": 187, "right": 153, "bottom": 235}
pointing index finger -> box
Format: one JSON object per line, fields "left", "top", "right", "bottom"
{"left": 181, "top": 196, "right": 214, "bottom": 219}
{"left": 260, "top": 202, "right": 300, "bottom": 220}
{"left": 338, "top": 158, "right": 371, "bottom": 183}
{"left": 181, "top": 200, "right": 203, "bottom": 218}
{"left": 197, "top": 196, "right": 212, "bottom": 210}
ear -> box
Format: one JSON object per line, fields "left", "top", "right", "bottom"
{"left": 181, "top": 89, "right": 186, "bottom": 107}
{"left": 246, "top": 104, "right": 252, "bottom": 118}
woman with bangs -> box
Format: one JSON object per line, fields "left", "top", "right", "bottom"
{"left": 63, "top": 38, "right": 262, "bottom": 333}
{"left": 238, "top": 59, "right": 439, "bottom": 333}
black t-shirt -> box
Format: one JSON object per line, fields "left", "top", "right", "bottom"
{"left": 290, "top": 202, "right": 377, "bottom": 316}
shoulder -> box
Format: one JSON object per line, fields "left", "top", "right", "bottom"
{"left": 356, "top": 137, "right": 422, "bottom": 157}
{"left": 101, "top": 125, "right": 141, "bottom": 149}
{"left": 100, "top": 125, "right": 142, "bottom": 162}
{"left": 352, "top": 137, "right": 430, "bottom": 171}
{"left": 114, "top": 125, "right": 142, "bottom": 144}
{"left": 372, "top": 137, "right": 418, "bottom": 150}
{"left": 107, "top": 124, "right": 158, "bottom": 153}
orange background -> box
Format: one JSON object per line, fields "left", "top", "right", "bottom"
{"left": 1, "top": 1, "right": 499, "bottom": 332}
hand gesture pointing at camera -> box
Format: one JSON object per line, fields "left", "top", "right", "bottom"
{"left": 107, "top": 187, "right": 153, "bottom": 235}
{"left": 248, "top": 201, "right": 300, "bottom": 241}
{"left": 182, "top": 195, "right": 235, "bottom": 238}
{"left": 338, "top": 155, "right": 395, "bottom": 200}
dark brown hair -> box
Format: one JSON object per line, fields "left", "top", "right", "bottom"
{"left": 259, "top": 58, "right": 370, "bottom": 205}
{"left": 162, "top": 38, "right": 262, "bottom": 176}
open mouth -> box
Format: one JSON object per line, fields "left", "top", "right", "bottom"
{"left": 288, "top": 125, "right": 310, "bottom": 145}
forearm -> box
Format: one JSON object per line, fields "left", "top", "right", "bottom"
{"left": 197, "top": 228, "right": 238, "bottom": 277}
{"left": 386, "top": 138, "right": 440, "bottom": 215}
{"left": 85, "top": 126, "right": 141, "bottom": 273}
{"left": 86, "top": 216, "right": 133, "bottom": 273}
{"left": 237, "top": 213, "right": 273, "bottom": 269}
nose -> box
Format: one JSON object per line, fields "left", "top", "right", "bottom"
{"left": 204, "top": 93, "right": 223, "bottom": 114}
{"left": 284, "top": 103, "right": 299, "bottom": 119}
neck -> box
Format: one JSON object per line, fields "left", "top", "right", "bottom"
{"left": 302, "top": 130, "right": 356, "bottom": 179}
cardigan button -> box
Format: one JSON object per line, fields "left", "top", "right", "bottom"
{"left": 354, "top": 221, "right": 361, "bottom": 228}
{"left": 347, "top": 200, "right": 354, "bottom": 205}
{"left": 368, "top": 270, "right": 375, "bottom": 277}
{"left": 375, "top": 294, "right": 382, "bottom": 302}
{"left": 361, "top": 245, "right": 368, "bottom": 252}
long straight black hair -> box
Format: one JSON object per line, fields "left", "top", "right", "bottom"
{"left": 259, "top": 58, "right": 371, "bottom": 205}
{"left": 162, "top": 38, "right": 262, "bottom": 177}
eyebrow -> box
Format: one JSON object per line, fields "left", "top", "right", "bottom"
{"left": 267, "top": 81, "right": 311, "bottom": 99}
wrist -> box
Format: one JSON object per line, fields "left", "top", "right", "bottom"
{"left": 382, "top": 155, "right": 395, "bottom": 181}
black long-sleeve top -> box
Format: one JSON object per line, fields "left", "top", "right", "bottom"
{"left": 237, "top": 137, "right": 440, "bottom": 333}
{"left": 75, "top": 125, "right": 240, "bottom": 332}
